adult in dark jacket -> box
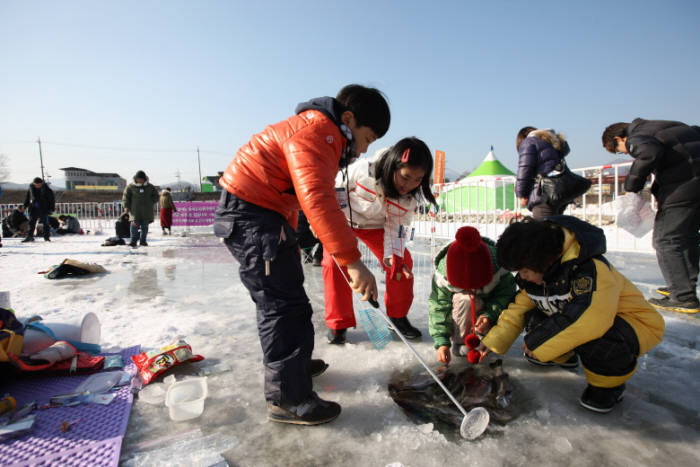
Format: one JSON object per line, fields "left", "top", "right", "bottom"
{"left": 515, "top": 127, "right": 573, "bottom": 220}
{"left": 122, "top": 170, "right": 159, "bottom": 247}
{"left": 602, "top": 119, "right": 700, "bottom": 313}
{"left": 2, "top": 205, "right": 29, "bottom": 238}
{"left": 56, "top": 215, "right": 81, "bottom": 234}
{"left": 22, "top": 177, "right": 55, "bottom": 242}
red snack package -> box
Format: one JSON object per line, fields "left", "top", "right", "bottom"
{"left": 131, "top": 340, "right": 204, "bottom": 385}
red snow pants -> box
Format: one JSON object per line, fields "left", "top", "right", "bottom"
{"left": 322, "top": 228, "right": 413, "bottom": 330}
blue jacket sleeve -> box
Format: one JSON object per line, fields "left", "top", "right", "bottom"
{"left": 515, "top": 141, "right": 538, "bottom": 198}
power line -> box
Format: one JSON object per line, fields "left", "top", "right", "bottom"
{"left": 1, "top": 140, "right": 231, "bottom": 156}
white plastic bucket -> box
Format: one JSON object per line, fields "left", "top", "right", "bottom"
{"left": 21, "top": 312, "right": 101, "bottom": 355}
{"left": 165, "top": 377, "right": 208, "bottom": 421}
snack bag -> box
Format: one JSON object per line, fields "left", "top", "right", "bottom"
{"left": 131, "top": 340, "right": 204, "bottom": 385}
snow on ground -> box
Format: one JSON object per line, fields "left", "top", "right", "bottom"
{"left": 0, "top": 230, "right": 698, "bottom": 467}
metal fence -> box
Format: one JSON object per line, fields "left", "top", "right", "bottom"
{"left": 1, "top": 161, "right": 653, "bottom": 251}
{"left": 0, "top": 201, "right": 134, "bottom": 234}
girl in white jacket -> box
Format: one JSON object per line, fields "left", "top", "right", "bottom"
{"left": 324, "top": 137, "right": 437, "bottom": 343}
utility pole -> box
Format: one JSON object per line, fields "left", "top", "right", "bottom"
{"left": 197, "top": 147, "right": 203, "bottom": 192}
{"left": 37, "top": 137, "right": 45, "bottom": 180}
{"left": 175, "top": 169, "right": 182, "bottom": 191}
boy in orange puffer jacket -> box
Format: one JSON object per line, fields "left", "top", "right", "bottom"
{"left": 214, "top": 84, "right": 390, "bottom": 426}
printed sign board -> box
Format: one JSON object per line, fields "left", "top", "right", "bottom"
{"left": 172, "top": 201, "right": 218, "bottom": 226}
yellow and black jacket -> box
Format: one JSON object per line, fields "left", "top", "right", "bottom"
{"left": 483, "top": 216, "right": 664, "bottom": 375}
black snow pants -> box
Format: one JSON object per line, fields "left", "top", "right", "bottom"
{"left": 527, "top": 312, "right": 640, "bottom": 387}
{"left": 652, "top": 204, "right": 700, "bottom": 303}
{"left": 575, "top": 316, "right": 640, "bottom": 388}
{"left": 215, "top": 192, "right": 314, "bottom": 406}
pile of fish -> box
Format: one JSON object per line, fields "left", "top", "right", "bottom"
{"left": 388, "top": 359, "right": 516, "bottom": 433}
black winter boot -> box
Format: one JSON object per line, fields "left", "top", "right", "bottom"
{"left": 310, "top": 359, "right": 329, "bottom": 377}
{"left": 579, "top": 384, "right": 625, "bottom": 413}
{"left": 390, "top": 317, "right": 422, "bottom": 339}
{"left": 327, "top": 328, "right": 346, "bottom": 345}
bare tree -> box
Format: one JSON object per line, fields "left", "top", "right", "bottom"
{"left": 0, "top": 154, "right": 9, "bottom": 183}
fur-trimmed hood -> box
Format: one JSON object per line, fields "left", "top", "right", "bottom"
{"left": 528, "top": 129, "right": 570, "bottom": 156}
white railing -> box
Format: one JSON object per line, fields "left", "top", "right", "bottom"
{"left": 1, "top": 161, "right": 653, "bottom": 252}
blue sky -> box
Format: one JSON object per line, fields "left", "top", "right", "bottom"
{"left": 1, "top": 0, "right": 699, "bottom": 186}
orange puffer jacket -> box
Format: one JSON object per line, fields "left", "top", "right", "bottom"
{"left": 220, "top": 108, "right": 360, "bottom": 265}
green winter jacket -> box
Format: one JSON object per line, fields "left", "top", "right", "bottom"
{"left": 122, "top": 182, "right": 159, "bottom": 223}
{"left": 428, "top": 237, "right": 518, "bottom": 349}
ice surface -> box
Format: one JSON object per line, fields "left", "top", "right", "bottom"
{"left": 1, "top": 229, "right": 698, "bottom": 466}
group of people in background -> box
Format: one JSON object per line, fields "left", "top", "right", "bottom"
{"left": 1, "top": 170, "right": 179, "bottom": 248}
{"left": 213, "top": 83, "right": 697, "bottom": 428}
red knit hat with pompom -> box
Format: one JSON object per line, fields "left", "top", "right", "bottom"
{"left": 446, "top": 226, "right": 494, "bottom": 290}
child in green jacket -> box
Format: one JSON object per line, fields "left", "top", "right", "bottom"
{"left": 428, "top": 226, "right": 517, "bottom": 365}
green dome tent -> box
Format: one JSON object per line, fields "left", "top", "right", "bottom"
{"left": 438, "top": 147, "right": 517, "bottom": 213}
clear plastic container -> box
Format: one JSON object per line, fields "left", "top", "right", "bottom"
{"left": 164, "top": 377, "right": 208, "bottom": 421}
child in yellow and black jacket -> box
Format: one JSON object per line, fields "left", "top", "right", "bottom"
{"left": 479, "top": 215, "right": 664, "bottom": 413}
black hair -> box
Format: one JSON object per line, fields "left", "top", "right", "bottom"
{"left": 516, "top": 126, "right": 537, "bottom": 150}
{"left": 601, "top": 122, "right": 630, "bottom": 153}
{"left": 58, "top": 215, "right": 67, "bottom": 220}
{"left": 496, "top": 217, "right": 564, "bottom": 273}
{"left": 33, "top": 177, "right": 44, "bottom": 184}
{"left": 374, "top": 137, "right": 437, "bottom": 206}
{"left": 336, "top": 84, "right": 390, "bottom": 137}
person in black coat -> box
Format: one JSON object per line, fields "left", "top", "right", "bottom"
{"left": 515, "top": 127, "right": 573, "bottom": 220}
{"left": 2, "top": 205, "right": 29, "bottom": 237}
{"left": 23, "top": 177, "right": 55, "bottom": 242}
{"left": 603, "top": 119, "right": 700, "bottom": 313}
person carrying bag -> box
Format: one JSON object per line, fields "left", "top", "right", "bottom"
{"left": 536, "top": 159, "right": 592, "bottom": 206}
{"left": 515, "top": 127, "right": 591, "bottom": 220}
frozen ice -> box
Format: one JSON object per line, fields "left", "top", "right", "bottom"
{"left": 553, "top": 436, "right": 573, "bottom": 454}
{"left": 1, "top": 229, "right": 698, "bottom": 466}
{"left": 138, "top": 382, "right": 167, "bottom": 405}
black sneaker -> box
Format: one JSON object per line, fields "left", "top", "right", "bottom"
{"left": 327, "top": 328, "right": 346, "bottom": 345}
{"left": 44, "top": 237, "right": 51, "bottom": 242}
{"left": 390, "top": 317, "right": 422, "bottom": 340}
{"left": 267, "top": 392, "right": 341, "bottom": 425}
{"left": 524, "top": 352, "right": 579, "bottom": 369}
{"left": 656, "top": 287, "right": 670, "bottom": 297}
{"left": 140, "top": 240, "right": 148, "bottom": 246}
{"left": 579, "top": 384, "right": 625, "bottom": 413}
{"left": 310, "top": 359, "right": 329, "bottom": 377}
{"left": 129, "top": 241, "right": 138, "bottom": 248}
{"left": 22, "top": 237, "right": 35, "bottom": 243}
{"left": 648, "top": 296, "right": 699, "bottom": 314}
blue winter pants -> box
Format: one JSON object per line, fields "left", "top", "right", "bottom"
{"left": 216, "top": 192, "right": 314, "bottom": 406}
{"left": 130, "top": 220, "right": 149, "bottom": 245}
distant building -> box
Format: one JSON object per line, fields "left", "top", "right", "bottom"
{"left": 202, "top": 172, "right": 224, "bottom": 192}
{"left": 60, "top": 167, "right": 127, "bottom": 191}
